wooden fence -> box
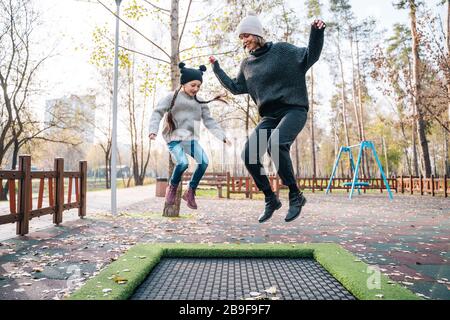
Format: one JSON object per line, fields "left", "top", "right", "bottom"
{"left": 224, "top": 174, "right": 449, "bottom": 199}
{"left": 0, "top": 155, "right": 87, "bottom": 236}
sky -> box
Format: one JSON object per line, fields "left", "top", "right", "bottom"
{"left": 35, "top": 0, "right": 420, "bottom": 95}
{"left": 31, "top": 0, "right": 447, "bottom": 140}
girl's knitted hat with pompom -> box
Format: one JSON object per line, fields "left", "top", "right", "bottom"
{"left": 237, "top": 11, "right": 264, "bottom": 38}
{"left": 179, "top": 62, "right": 207, "bottom": 85}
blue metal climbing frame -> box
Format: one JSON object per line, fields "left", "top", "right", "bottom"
{"left": 326, "top": 141, "right": 393, "bottom": 200}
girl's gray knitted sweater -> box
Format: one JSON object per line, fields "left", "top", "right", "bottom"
{"left": 149, "top": 90, "right": 227, "bottom": 143}
{"left": 213, "top": 26, "right": 324, "bottom": 117}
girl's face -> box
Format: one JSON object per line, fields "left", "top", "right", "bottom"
{"left": 239, "top": 33, "right": 260, "bottom": 52}
{"left": 183, "top": 80, "right": 202, "bottom": 97}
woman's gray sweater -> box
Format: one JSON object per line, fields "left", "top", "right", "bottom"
{"left": 149, "top": 90, "right": 227, "bottom": 143}
{"left": 213, "top": 26, "right": 324, "bottom": 117}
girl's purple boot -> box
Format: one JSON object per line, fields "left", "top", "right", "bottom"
{"left": 182, "top": 187, "right": 198, "bottom": 210}
{"left": 165, "top": 184, "right": 179, "bottom": 205}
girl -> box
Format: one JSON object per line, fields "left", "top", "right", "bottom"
{"left": 210, "top": 13, "right": 326, "bottom": 223}
{"left": 149, "top": 63, "right": 230, "bottom": 210}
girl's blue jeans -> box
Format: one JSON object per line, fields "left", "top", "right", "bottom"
{"left": 167, "top": 140, "right": 209, "bottom": 190}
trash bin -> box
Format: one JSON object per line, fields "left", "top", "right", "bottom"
{"left": 155, "top": 178, "right": 168, "bottom": 197}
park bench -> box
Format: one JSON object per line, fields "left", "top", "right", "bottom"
{"left": 182, "top": 172, "right": 227, "bottom": 198}
{"left": 226, "top": 173, "right": 281, "bottom": 199}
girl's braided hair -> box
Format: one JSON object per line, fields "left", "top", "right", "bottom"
{"left": 163, "top": 85, "right": 228, "bottom": 135}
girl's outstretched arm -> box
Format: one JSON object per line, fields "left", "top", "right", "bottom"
{"left": 201, "top": 104, "right": 227, "bottom": 142}
{"left": 148, "top": 92, "right": 172, "bottom": 136}
{"left": 210, "top": 56, "right": 248, "bottom": 95}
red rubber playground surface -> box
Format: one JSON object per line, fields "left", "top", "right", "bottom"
{"left": 0, "top": 187, "right": 449, "bottom": 300}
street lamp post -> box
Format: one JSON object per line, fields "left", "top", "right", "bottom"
{"left": 111, "top": 0, "right": 122, "bottom": 216}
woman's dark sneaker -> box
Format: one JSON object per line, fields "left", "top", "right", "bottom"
{"left": 285, "top": 191, "right": 307, "bottom": 223}
{"left": 258, "top": 195, "right": 282, "bottom": 223}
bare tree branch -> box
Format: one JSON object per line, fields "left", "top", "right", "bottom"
{"left": 96, "top": 0, "right": 171, "bottom": 59}
{"left": 142, "top": 0, "right": 169, "bottom": 13}
{"left": 177, "top": 0, "right": 193, "bottom": 53}
{"left": 182, "top": 48, "right": 241, "bottom": 63}
{"left": 99, "top": 30, "right": 170, "bottom": 64}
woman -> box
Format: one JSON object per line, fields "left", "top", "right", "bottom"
{"left": 209, "top": 12, "right": 326, "bottom": 223}
{"left": 149, "top": 63, "right": 230, "bottom": 210}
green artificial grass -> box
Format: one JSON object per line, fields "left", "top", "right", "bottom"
{"left": 68, "top": 243, "right": 421, "bottom": 301}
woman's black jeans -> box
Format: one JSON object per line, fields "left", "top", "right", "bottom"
{"left": 241, "top": 107, "right": 308, "bottom": 192}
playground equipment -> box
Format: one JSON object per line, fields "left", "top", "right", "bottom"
{"left": 326, "top": 141, "right": 393, "bottom": 200}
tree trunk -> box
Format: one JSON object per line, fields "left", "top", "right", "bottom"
{"left": 0, "top": 138, "right": 19, "bottom": 201}
{"left": 409, "top": 0, "right": 432, "bottom": 177}
{"left": 382, "top": 136, "right": 389, "bottom": 177}
{"left": 104, "top": 140, "right": 112, "bottom": 190}
{"left": 163, "top": 0, "right": 182, "bottom": 218}
{"left": 411, "top": 107, "right": 419, "bottom": 176}
{"left": 399, "top": 117, "right": 412, "bottom": 175}
{"left": 355, "top": 38, "right": 369, "bottom": 177}
{"left": 349, "top": 33, "right": 363, "bottom": 144}
{"left": 432, "top": 142, "right": 437, "bottom": 176}
{"left": 444, "top": 127, "right": 449, "bottom": 176}
{"left": 446, "top": 0, "right": 450, "bottom": 175}
{"left": 337, "top": 34, "right": 350, "bottom": 149}
{"left": 336, "top": 31, "right": 351, "bottom": 177}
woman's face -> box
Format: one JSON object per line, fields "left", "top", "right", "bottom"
{"left": 239, "top": 33, "right": 260, "bottom": 52}
{"left": 183, "top": 80, "right": 202, "bottom": 97}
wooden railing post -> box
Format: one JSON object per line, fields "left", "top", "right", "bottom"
{"left": 400, "top": 175, "right": 404, "bottom": 194}
{"left": 79, "top": 161, "right": 87, "bottom": 218}
{"left": 54, "top": 158, "right": 64, "bottom": 225}
{"left": 410, "top": 175, "right": 413, "bottom": 195}
{"left": 17, "top": 155, "right": 31, "bottom": 236}
{"left": 431, "top": 175, "right": 435, "bottom": 197}
{"left": 445, "top": 175, "right": 448, "bottom": 198}
{"left": 226, "top": 172, "right": 230, "bottom": 199}
{"left": 420, "top": 175, "right": 424, "bottom": 196}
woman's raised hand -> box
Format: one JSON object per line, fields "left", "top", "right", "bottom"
{"left": 312, "top": 19, "right": 326, "bottom": 30}
{"left": 209, "top": 56, "right": 217, "bottom": 64}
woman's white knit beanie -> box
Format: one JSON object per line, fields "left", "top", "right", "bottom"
{"left": 237, "top": 11, "right": 264, "bottom": 38}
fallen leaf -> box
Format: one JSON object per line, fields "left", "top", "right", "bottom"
{"left": 264, "top": 286, "right": 277, "bottom": 295}
{"left": 112, "top": 275, "right": 128, "bottom": 284}
{"left": 20, "top": 283, "right": 33, "bottom": 286}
